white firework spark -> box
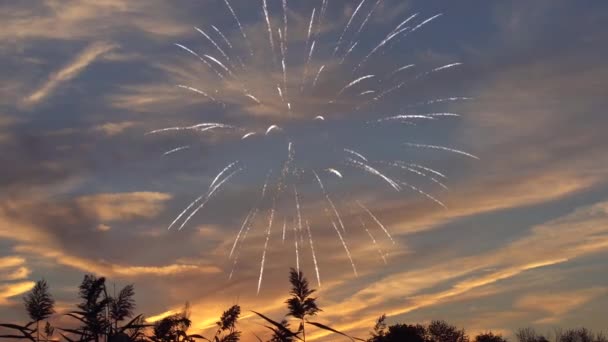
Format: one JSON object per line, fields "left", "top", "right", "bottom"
{"left": 147, "top": 3, "right": 478, "bottom": 291}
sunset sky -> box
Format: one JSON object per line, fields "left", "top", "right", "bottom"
{"left": 1, "top": 0, "right": 607, "bottom": 341}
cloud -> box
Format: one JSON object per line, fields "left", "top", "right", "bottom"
{"left": 305, "top": 199, "right": 608, "bottom": 340}
{"left": 514, "top": 287, "right": 608, "bottom": 324}
{"left": 93, "top": 121, "right": 136, "bottom": 136}
{"left": 14, "top": 244, "right": 221, "bottom": 279}
{"left": 22, "top": 42, "right": 116, "bottom": 107}
{"left": 0, "top": 267, "right": 31, "bottom": 281}
{"left": 0, "top": 256, "right": 25, "bottom": 269}
{"left": 76, "top": 192, "right": 171, "bottom": 222}
{"left": 0, "top": 281, "right": 35, "bottom": 306}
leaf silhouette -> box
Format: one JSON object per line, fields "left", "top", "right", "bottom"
{"left": 252, "top": 311, "right": 303, "bottom": 341}
{"left": 306, "top": 321, "right": 364, "bottom": 341}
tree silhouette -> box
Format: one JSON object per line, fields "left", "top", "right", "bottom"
{"left": 427, "top": 320, "right": 468, "bottom": 342}
{"left": 367, "top": 315, "right": 427, "bottom": 342}
{"left": 516, "top": 328, "right": 549, "bottom": 342}
{"left": 23, "top": 280, "right": 56, "bottom": 342}
{"left": 555, "top": 328, "right": 607, "bottom": 342}
{"left": 474, "top": 332, "right": 507, "bottom": 342}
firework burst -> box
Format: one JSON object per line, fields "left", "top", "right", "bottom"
{"left": 147, "top": 0, "right": 477, "bottom": 290}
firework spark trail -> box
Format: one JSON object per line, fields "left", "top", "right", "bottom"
{"left": 229, "top": 209, "right": 253, "bottom": 258}
{"left": 411, "top": 13, "right": 443, "bottom": 33}
{"left": 312, "top": 65, "right": 325, "bottom": 88}
{"left": 390, "top": 13, "right": 419, "bottom": 34}
{"left": 212, "top": 25, "right": 246, "bottom": 69}
{"left": 333, "top": 0, "right": 367, "bottom": 56}
{"left": 342, "top": 0, "right": 382, "bottom": 59}
{"left": 294, "top": 186, "right": 304, "bottom": 239}
{"left": 210, "top": 161, "right": 240, "bottom": 189}
{"left": 281, "top": 56, "right": 288, "bottom": 96}
{"left": 257, "top": 201, "right": 275, "bottom": 294}
{"left": 313, "top": 171, "right": 347, "bottom": 233}
{"left": 355, "top": 0, "right": 382, "bottom": 36}
{"left": 375, "top": 113, "right": 460, "bottom": 124}
{"left": 301, "top": 40, "right": 316, "bottom": 91}
{"left": 245, "top": 93, "right": 262, "bottom": 104}
{"left": 318, "top": 0, "right": 329, "bottom": 31}
{"left": 163, "top": 146, "right": 190, "bottom": 156}
{"left": 228, "top": 207, "right": 258, "bottom": 280}
{"left": 344, "top": 148, "right": 368, "bottom": 161}
{"left": 305, "top": 8, "right": 316, "bottom": 50}
{"left": 167, "top": 163, "right": 239, "bottom": 231}
{"left": 388, "top": 13, "right": 443, "bottom": 50}
{"left": 277, "top": 85, "right": 284, "bottom": 101}
{"left": 305, "top": 220, "right": 321, "bottom": 287}
{"left": 178, "top": 168, "right": 243, "bottom": 230}
{"left": 407, "top": 97, "right": 473, "bottom": 107}
{"left": 261, "top": 0, "right": 277, "bottom": 62}
{"left": 282, "top": 218, "right": 286, "bottom": 242}
{"left": 372, "top": 63, "right": 463, "bottom": 103}
{"left": 337, "top": 75, "right": 375, "bottom": 96}
{"left": 282, "top": 0, "right": 288, "bottom": 42}
{"left": 347, "top": 158, "right": 401, "bottom": 191}
{"left": 404, "top": 143, "right": 479, "bottom": 159}
{"left": 425, "top": 63, "right": 463, "bottom": 75}
{"left": 357, "top": 25, "right": 412, "bottom": 70}
{"left": 266, "top": 125, "right": 281, "bottom": 135}
{"left": 387, "top": 64, "right": 415, "bottom": 78}
{"left": 359, "top": 90, "right": 376, "bottom": 96}
{"left": 211, "top": 25, "right": 233, "bottom": 49}
{"left": 222, "top": 0, "right": 253, "bottom": 56}
{"left": 373, "top": 114, "right": 435, "bottom": 123}
{"left": 326, "top": 168, "right": 343, "bottom": 178}
{"left": 195, "top": 27, "right": 234, "bottom": 68}
{"left": 408, "top": 163, "right": 447, "bottom": 179}
{"left": 229, "top": 178, "right": 271, "bottom": 279}
{"left": 356, "top": 201, "right": 395, "bottom": 243}
{"left": 175, "top": 44, "right": 225, "bottom": 80}
{"left": 203, "top": 54, "right": 235, "bottom": 78}
{"left": 389, "top": 161, "right": 448, "bottom": 190}
{"left": 146, "top": 123, "right": 234, "bottom": 136}
{"left": 339, "top": 42, "right": 358, "bottom": 64}
{"left": 176, "top": 85, "right": 217, "bottom": 102}
{"left": 399, "top": 180, "right": 446, "bottom": 208}
{"left": 242, "top": 132, "right": 256, "bottom": 139}
{"left": 359, "top": 217, "right": 387, "bottom": 264}
{"left": 292, "top": 218, "right": 300, "bottom": 272}
{"left": 331, "top": 221, "right": 358, "bottom": 276}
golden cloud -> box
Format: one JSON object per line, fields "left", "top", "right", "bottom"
{"left": 76, "top": 192, "right": 172, "bottom": 222}
{"left": 0, "top": 281, "right": 35, "bottom": 306}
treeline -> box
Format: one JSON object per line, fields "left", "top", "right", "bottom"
{"left": 1, "top": 269, "right": 605, "bottom": 342}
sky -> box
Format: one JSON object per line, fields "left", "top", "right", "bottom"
{"left": 1, "top": 0, "right": 607, "bottom": 341}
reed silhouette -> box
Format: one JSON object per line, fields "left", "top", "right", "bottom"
{"left": 1, "top": 270, "right": 606, "bottom": 342}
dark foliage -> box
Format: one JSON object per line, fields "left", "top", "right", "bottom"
{"left": 23, "top": 280, "right": 55, "bottom": 323}
{"left": 474, "top": 332, "right": 508, "bottom": 342}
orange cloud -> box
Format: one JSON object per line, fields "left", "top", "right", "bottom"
{"left": 0, "top": 281, "right": 35, "bottom": 306}
{"left": 76, "top": 192, "right": 172, "bottom": 222}
{"left": 515, "top": 287, "right": 608, "bottom": 324}
{"left": 14, "top": 244, "right": 221, "bottom": 279}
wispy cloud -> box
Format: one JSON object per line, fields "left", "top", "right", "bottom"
{"left": 76, "top": 192, "right": 171, "bottom": 222}
{"left": 22, "top": 42, "right": 116, "bottom": 107}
